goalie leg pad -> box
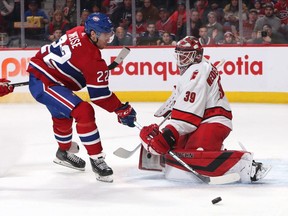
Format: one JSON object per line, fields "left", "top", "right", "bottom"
{"left": 164, "top": 149, "right": 258, "bottom": 183}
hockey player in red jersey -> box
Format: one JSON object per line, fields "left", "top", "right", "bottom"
{"left": 0, "top": 79, "right": 14, "bottom": 97}
{"left": 140, "top": 36, "right": 270, "bottom": 183}
{"left": 27, "top": 12, "right": 136, "bottom": 182}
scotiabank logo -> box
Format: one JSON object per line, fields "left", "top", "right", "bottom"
{"left": 0, "top": 57, "right": 30, "bottom": 78}
{"left": 110, "top": 55, "right": 263, "bottom": 81}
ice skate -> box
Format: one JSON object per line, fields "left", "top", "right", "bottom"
{"left": 53, "top": 148, "right": 86, "bottom": 171}
{"left": 250, "top": 160, "right": 271, "bottom": 182}
{"left": 90, "top": 153, "right": 113, "bottom": 183}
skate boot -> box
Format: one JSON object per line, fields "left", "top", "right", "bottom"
{"left": 250, "top": 160, "right": 271, "bottom": 182}
{"left": 90, "top": 153, "right": 113, "bottom": 183}
{"left": 53, "top": 147, "right": 86, "bottom": 171}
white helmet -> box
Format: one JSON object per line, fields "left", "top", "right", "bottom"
{"left": 175, "top": 36, "right": 203, "bottom": 67}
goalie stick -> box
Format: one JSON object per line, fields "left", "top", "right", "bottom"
{"left": 113, "top": 113, "right": 171, "bottom": 159}
{"left": 11, "top": 47, "right": 131, "bottom": 88}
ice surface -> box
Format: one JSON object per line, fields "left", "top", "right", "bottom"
{"left": 0, "top": 103, "right": 287, "bottom": 216}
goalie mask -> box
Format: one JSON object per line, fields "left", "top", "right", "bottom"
{"left": 175, "top": 36, "right": 203, "bottom": 68}
{"left": 85, "top": 12, "right": 114, "bottom": 43}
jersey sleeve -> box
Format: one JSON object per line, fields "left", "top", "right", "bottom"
{"left": 84, "top": 59, "right": 122, "bottom": 112}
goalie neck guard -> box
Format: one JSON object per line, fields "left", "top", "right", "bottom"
{"left": 175, "top": 36, "right": 203, "bottom": 68}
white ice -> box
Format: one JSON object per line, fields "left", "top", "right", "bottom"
{"left": 0, "top": 102, "right": 287, "bottom": 216}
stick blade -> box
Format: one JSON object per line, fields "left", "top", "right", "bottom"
{"left": 207, "top": 173, "right": 241, "bottom": 185}
{"left": 113, "top": 147, "right": 135, "bottom": 159}
{"left": 114, "top": 47, "right": 130, "bottom": 64}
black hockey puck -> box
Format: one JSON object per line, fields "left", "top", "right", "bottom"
{"left": 212, "top": 197, "right": 222, "bottom": 204}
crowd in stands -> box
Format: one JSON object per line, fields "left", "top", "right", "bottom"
{"left": 0, "top": 0, "right": 288, "bottom": 48}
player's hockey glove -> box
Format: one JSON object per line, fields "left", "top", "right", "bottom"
{"left": 115, "top": 102, "right": 136, "bottom": 127}
{"left": 140, "top": 124, "right": 179, "bottom": 155}
{"left": 0, "top": 78, "right": 14, "bottom": 97}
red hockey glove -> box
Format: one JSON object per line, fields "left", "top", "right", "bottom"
{"left": 0, "top": 79, "right": 14, "bottom": 97}
{"left": 115, "top": 102, "right": 137, "bottom": 127}
{"left": 140, "top": 124, "right": 179, "bottom": 155}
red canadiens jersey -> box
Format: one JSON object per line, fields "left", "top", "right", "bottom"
{"left": 27, "top": 26, "right": 121, "bottom": 112}
{"left": 170, "top": 60, "right": 232, "bottom": 135}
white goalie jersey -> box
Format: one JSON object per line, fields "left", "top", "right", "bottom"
{"left": 169, "top": 59, "right": 232, "bottom": 136}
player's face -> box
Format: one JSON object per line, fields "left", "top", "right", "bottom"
{"left": 91, "top": 31, "right": 114, "bottom": 49}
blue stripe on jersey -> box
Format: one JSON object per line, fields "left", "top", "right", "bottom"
{"left": 87, "top": 86, "right": 111, "bottom": 99}
{"left": 79, "top": 132, "right": 100, "bottom": 143}
{"left": 49, "top": 45, "right": 86, "bottom": 88}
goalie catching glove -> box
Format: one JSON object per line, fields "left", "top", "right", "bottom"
{"left": 140, "top": 124, "right": 179, "bottom": 155}
{"left": 115, "top": 102, "right": 136, "bottom": 127}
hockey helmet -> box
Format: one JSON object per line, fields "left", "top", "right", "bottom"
{"left": 84, "top": 12, "right": 114, "bottom": 39}
{"left": 175, "top": 36, "right": 203, "bottom": 67}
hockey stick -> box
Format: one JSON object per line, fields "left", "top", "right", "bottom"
{"left": 11, "top": 47, "right": 131, "bottom": 88}
{"left": 168, "top": 151, "right": 240, "bottom": 184}
{"left": 113, "top": 114, "right": 171, "bottom": 159}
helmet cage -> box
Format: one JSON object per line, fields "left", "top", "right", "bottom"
{"left": 175, "top": 50, "right": 198, "bottom": 67}
{"left": 174, "top": 36, "right": 203, "bottom": 67}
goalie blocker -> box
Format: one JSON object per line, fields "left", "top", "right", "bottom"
{"left": 138, "top": 146, "right": 271, "bottom": 183}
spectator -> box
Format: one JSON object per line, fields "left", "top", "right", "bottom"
{"left": 218, "top": 31, "right": 239, "bottom": 44}
{"left": 169, "top": 0, "right": 187, "bottom": 37}
{"left": 206, "top": 11, "right": 224, "bottom": 44}
{"left": 156, "top": 31, "right": 177, "bottom": 46}
{"left": 0, "top": 0, "right": 14, "bottom": 16}
{"left": 195, "top": 0, "right": 210, "bottom": 24}
{"left": 253, "top": 23, "right": 287, "bottom": 44}
{"left": 50, "top": 28, "right": 63, "bottom": 42}
{"left": 242, "top": 9, "right": 259, "bottom": 42}
{"left": 24, "top": 0, "right": 49, "bottom": 42}
{"left": 127, "top": 10, "right": 147, "bottom": 38}
{"left": 178, "top": 8, "right": 203, "bottom": 40}
{"left": 254, "top": 3, "right": 281, "bottom": 33}
{"left": 223, "top": 0, "right": 249, "bottom": 32}
{"left": 198, "top": 26, "right": 215, "bottom": 45}
{"left": 141, "top": 0, "right": 159, "bottom": 23}
{"left": 155, "top": 7, "right": 177, "bottom": 35}
{"left": 201, "top": 1, "right": 225, "bottom": 25}
{"left": 63, "top": 0, "right": 77, "bottom": 28}
{"left": 46, "top": 9, "right": 70, "bottom": 42}
{"left": 5, "top": 0, "right": 20, "bottom": 36}
{"left": 80, "top": 9, "right": 90, "bottom": 26}
{"left": 108, "top": 26, "right": 133, "bottom": 46}
{"left": 274, "top": 0, "right": 288, "bottom": 38}
{"left": 253, "top": 0, "right": 265, "bottom": 18}
{"left": 90, "top": 1, "right": 102, "bottom": 13}
{"left": 110, "top": 0, "right": 132, "bottom": 30}
{"left": 104, "top": 0, "right": 122, "bottom": 16}
{"left": 137, "top": 21, "right": 161, "bottom": 45}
